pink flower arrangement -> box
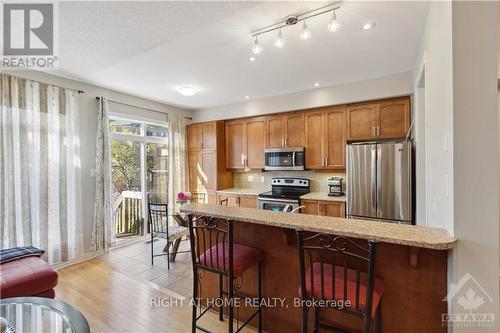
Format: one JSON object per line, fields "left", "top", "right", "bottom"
{"left": 176, "top": 191, "right": 192, "bottom": 205}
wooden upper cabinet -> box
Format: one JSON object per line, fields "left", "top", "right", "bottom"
{"left": 325, "top": 106, "right": 347, "bottom": 169}
{"left": 346, "top": 103, "right": 377, "bottom": 141}
{"left": 266, "top": 116, "right": 285, "bottom": 148}
{"left": 187, "top": 123, "right": 201, "bottom": 151}
{"left": 347, "top": 97, "right": 411, "bottom": 141}
{"left": 377, "top": 98, "right": 411, "bottom": 139}
{"left": 201, "top": 122, "right": 216, "bottom": 150}
{"left": 284, "top": 112, "right": 304, "bottom": 147}
{"left": 305, "top": 106, "right": 346, "bottom": 170}
{"left": 188, "top": 121, "right": 217, "bottom": 151}
{"left": 245, "top": 117, "right": 266, "bottom": 169}
{"left": 304, "top": 110, "right": 325, "bottom": 169}
{"left": 226, "top": 117, "right": 265, "bottom": 170}
{"left": 266, "top": 113, "right": 304, "bottom": 148}
{"left": 225, "top": 120, "right": 245, "bottom": 169}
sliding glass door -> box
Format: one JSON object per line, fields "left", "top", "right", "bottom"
{"left": 109, "top": 118, "right": 168, "bottom": 242}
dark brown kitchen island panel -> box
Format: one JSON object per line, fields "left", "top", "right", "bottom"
{"left": 181, "top": 204, "right": 454, "bottom": 333}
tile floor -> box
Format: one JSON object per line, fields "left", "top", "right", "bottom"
{"left": 100, "top": 237, "right": 193, "bottom": 298}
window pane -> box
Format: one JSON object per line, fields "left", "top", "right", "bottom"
{"left": 146, "top": 143, "right": 168, "bottom": 204}
{"left": 109, "top": 118, "right": 141, "bottom": 136}
{"left": 111, "top": 140, "right": 143, "bottom": 238}
{"left": 146, "top": 124, "right": 168, "bottom": 138}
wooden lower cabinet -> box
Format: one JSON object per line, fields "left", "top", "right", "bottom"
{"left": 239, "top": 196, "right": 258, "bottom": 209}
{"left": 216, "top": 194, "right": 258, "bottom": 208}
{"left": 300, "top": 199, "right": 345, "bottom": 217}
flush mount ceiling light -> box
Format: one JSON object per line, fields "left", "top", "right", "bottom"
{"left": 249, "top": 56, "right": 256, "bottom": 62}
{"left": 314, "top": 82, "right": 320, "bottom": 87}
{"left": 361, "top": 22, "right": 376, "bottom": 31}
{"left": 178, "top": 86, "right": 197, "bottom": 96}
{"left": 250, "top": 1, "right": 342, "bottom": 55}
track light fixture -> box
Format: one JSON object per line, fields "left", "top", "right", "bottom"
{"left": 250, "top": 1, "right": 342, "bottom": 54}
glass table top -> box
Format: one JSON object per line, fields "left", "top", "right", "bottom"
{"left": 0, "top": 297, "right": 90, "bottom": 333}
{"left": 1, "top": 301, "right": 75, "bottom": 333}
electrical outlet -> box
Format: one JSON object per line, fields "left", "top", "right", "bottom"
{"left": 90, "top": 168, "right": 96, "bottom": 177}
{"left": 247, "top": 175, "right": 254, "bottom": 182}
{"left": 260, "top": 176, "right": 265, "bottom": 183}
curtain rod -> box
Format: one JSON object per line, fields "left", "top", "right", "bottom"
{"left": 4, "top": 73, "right": 85, "bottom": 94}
{"left": 95, "top": 97, "right": 192, "bottom": 120}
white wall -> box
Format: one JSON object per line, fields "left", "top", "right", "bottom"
{"left": 414, "top": 1, "right": 499, "bottom": 330}
{"left": 450, "top": 1, "right": 499, "bottom": 331}
{"left": 413, "top": 1, "right": 454, "bottom": 232}
{"left": 3, "top": 70, "right": 193, "bottom": 255}
{"left": 192, "top": 71, "right": 413, "bottom": 122}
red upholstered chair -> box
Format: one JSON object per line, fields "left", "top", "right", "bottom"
{"left": 188, "top": 215, "right": 264, "bottom": 333}
{"left": 1, "top": 256, "right": 58, "bottom": 299}
{"left": 296, "top": 231, "right": 383, "bottom": 333}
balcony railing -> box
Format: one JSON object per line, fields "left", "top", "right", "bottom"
{"left": 113, "top": 191, "right": 143, "bottom": 238}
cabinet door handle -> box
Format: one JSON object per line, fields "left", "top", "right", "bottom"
{"left": 377, "top": 126, "right": 380, "bottom": 136}
{"left": 325, "top": 157, "right": 328, "bottom": 166}
{"left": 372, "top": 125, "right": 376, "bottom": 136}
{"left": 285, "top": 138, "right": 288, "bottom": 146}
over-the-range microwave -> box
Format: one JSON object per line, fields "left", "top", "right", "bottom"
{"left": 264, "top": 147, "right": 305, "bottom": 171}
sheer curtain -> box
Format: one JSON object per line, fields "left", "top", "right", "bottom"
{"left": 90, "top": 97, "right": 113, "bottom": 251}
{"left": 168, "top": 114, "right": 188, "bottom": 216}
{"left": 0, "top": 73, "right": 84, "bottom": 264}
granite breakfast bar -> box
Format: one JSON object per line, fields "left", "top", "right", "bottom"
{"left": 181, "top": 203, "right": 456, "bottom": 333}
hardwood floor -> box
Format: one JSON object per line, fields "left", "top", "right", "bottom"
{"left": 55, "top": 245, "right": 254, "bottom": 332}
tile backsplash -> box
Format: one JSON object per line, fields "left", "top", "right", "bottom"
{"left": 233, "top": 171, "right": 346, "bottom": 193}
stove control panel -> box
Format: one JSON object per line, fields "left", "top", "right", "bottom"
{"left": 271, "top": 178, "right": 309, "bottom": 187}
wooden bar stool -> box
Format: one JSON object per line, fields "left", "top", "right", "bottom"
{"left": 296, "top": 230, "right": 383, "bottom": 333}
{"left": 188, "top": 214, "right": 264, "bottom": 333}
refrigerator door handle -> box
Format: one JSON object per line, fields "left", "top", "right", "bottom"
{"left": 371, "top": 145, "right": 377, "bottom": 215}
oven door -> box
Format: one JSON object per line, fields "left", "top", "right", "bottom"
{"left": 258, "top": 198, "right": 299, "bottom": 211}
{"left": 265, "top": 147, "right": 304, "bottom": 171}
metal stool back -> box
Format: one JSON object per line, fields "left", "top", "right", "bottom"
{"left": 188, "top": 215, "right": 263, "bottom": 333}
{"left": 296, "top": 230, "right": 381, "bottom": 333}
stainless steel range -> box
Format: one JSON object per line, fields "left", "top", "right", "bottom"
{"left": 258, "top": 177, "right": 310, "bottom": 212}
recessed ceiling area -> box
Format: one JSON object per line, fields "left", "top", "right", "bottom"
{"left": 56, "top": 1, "right": 429, "bottom": 109}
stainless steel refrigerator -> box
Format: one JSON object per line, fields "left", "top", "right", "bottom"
{"left": 346, "top": 141, "right": 412, "bottom": 224}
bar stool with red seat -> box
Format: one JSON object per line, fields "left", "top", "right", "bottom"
{"left": 188, "top": 214, "right": 264, "bottom": 333}
{"left": 296, "top": 230, "right": 384, "bottom": 333}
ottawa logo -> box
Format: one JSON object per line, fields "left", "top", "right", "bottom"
{"left": 442, "top": 272, "right": 495, "bottom": 328}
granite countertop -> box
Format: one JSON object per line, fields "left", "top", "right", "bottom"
{"left": 300, "top": 192, "right": 346, "bottom": 202}
{"left": 216, "top": 188, "right": 267, "bottom": 196}
{"left": 180, "top": 204, "right": 456, "bottom": 250}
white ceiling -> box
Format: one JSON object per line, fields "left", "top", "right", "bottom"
{"left": 56, "top": 1, "right": 429, "bottom": 110}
